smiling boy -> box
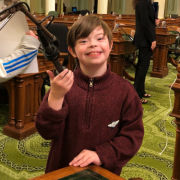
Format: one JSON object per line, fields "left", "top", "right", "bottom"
{"left": 36, "top": 15, "right": 144, "bottom": 176}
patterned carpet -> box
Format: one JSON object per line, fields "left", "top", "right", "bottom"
{"left": 0, "top": 61, "right": 177, "bottom": 180}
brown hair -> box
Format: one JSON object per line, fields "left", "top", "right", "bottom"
{"left": 67, "top": 15, "right": 113, "bottom": 53}
{"left": 132, "top": 0, "right": 152, "bottom": 9}
{"left": 132, "top": 0, "right": 140, "bottom": 9}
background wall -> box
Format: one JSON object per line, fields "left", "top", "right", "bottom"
{"left": 67, "top": 0, "right": 94, "bottom": 13}
{"left": 154, "top": 0, "right": 165, "bottom": 19}
{"left": 111, "top": 0, "right": 135, "bottom": 15}
{"left": 9, "top": 0, "right": 180, "bottom": 18}
{"left": 63, "top": 0, "right": 71, "bottom": 13}
{"left": 178, "top": 0, "right": 180, "bottom": 16}
{"left": 0, "top": 0, "right": 4, "bottom": 10}
{"left": 124, "top": 0, "right": 134, "bottom": 14}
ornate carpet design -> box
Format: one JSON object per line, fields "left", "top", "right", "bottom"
{"left": 0, "top": 62, "right": 177, "bottom": 180}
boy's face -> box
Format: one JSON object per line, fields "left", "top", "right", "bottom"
{"left": 69, "top": 26, "right": 113, "bottom": 70}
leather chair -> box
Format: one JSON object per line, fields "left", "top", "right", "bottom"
{"left": 45, "top": 23, "right": 69, "bottom": 64}
{"left": 41, "top": 23, "right": 69, "bottom": 98}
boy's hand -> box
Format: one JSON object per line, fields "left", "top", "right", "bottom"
{"left": 47, "top": 69, "right": 74, "bottom": 100}
{"left": 26, "top": 30, "right": 38, "bottom": 39}
{"left": 69, "top": 149, "right": 102, "bottom": 167}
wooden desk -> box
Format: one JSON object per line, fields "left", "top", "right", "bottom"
{"left": 110, "top": 31, "right": 135, "bottom": 81}
{"left": 160, "top": 18, "right": 180, "bottom": 27}
{"left": 3, "top": 53, "right": 68, "bottom": 140}
{"left": 150, "top": 27, "right": 177, "bottom": 78}
{"left": 29, "top": 165, "right": 125, "bottom": 180}
{"left": 101, "top": 18, "right": 116, "bottom": 30}
{"left": 121, "top": 14, "right": 136, "bottom": 19}
{"left": 169, "top": 64, "right": 180, "bottom": 180}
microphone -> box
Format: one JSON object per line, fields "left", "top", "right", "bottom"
{"left": 36, "top": 28, "right": 64, "bottom": 73}
{"left": 113, "top": 23, "right": 119, "bottom": 32}
{"left": 112, "top": 12, "right": 116, "bottom": 16}
{"left": 161, "top": 21, "right": 166, "bottom": 28}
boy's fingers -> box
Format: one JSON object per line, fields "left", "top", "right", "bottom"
{"left": 64, "top": 72, "right": 74, "bottom": 86}
{"left": 80, "top": 158, "right": 91, "bottom": 167}
{"left": 46, "top": 70, "right": 55, "bottom": 82}
{"left": 62, "top": 70, "right": 73, "bottom": 82}
{"left": 56, "top": 69, "right": 69, "bottom": 81}
{"left": 69, "top": 153, "right": 84, "bottom": 166}
{"left": 73, "top": 156, "right": 89, "bottom": 167}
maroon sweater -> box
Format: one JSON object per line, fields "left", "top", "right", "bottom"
{"left": 36, "top": 65, "right": 144, "bottom": 175}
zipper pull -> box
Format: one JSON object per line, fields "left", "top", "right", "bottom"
{"left": 89, "top": 79, "right": 93, "bottom": 87}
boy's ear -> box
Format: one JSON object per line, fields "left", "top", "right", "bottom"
{"left": 68, "top": 46, "right": 77, "bottom": 58}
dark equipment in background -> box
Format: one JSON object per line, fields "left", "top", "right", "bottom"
{"left": 169, "top": 14, "right": 178, "bottom": 18}
{"left": 80, "top": 9, "right": 90, "bottom": 16}
{"left": 152, "top": 2, "right": 159, "bottom": 19}
{"left": 72, "top": 7, "right": 77, "bottom": 13}
{"left": 94, "top": 0, "right": 98, "bottom": 14}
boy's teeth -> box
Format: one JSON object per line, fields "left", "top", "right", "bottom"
{"left": 90, "top": 52, "right": 99, "bottom": 55}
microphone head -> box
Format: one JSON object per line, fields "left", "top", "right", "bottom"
{"left": 162, "top": 21, "right": 166, "bottom": 28}
{"left": 113, "top": 23, "right": 119, "bottom": 32}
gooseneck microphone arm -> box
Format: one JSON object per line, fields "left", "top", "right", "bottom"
{"left": 0, "top": 1, "right": 64, "bottom": 73}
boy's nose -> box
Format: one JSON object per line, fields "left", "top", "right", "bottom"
{"left": 89, "top": 40, "right": 97, "bottom": 47}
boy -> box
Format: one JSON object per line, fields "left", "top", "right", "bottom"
{"left": 36, "top": 15, "right": 144, "bottom": 176}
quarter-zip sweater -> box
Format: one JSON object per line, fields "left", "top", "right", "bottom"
{"left": 36, "top": 65, "right": 144, "bottom": 175}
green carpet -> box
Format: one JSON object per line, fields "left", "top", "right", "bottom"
{"left": 0, "top": 61, "right": 177, "bottom": 180}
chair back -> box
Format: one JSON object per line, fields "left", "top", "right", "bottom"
{"left": 48, "top": 11, "right": 58, "bottom": 18}
{"left": 45, "top": 23, "right": 69, "bottom": 53}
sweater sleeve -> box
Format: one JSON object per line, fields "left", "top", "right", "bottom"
{"left": 35, "top": 90, "right": 68, "bottom": 140}
{"left": 95, "top": 92, "right": 144, "bottom": 171}
{"left": 0, "top": 35, "right": 40, "bottom": 83}
{"left": 138, "top": 1, "right": 155, "bottom": 44}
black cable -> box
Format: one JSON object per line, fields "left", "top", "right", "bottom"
{"left": 37, "top": 15, "right": 55, "bottom": 29}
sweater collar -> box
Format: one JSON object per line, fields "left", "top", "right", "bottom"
{"left": 74, "top": 63, "right": 114, "bottom": 90}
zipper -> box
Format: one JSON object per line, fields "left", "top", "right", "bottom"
{"left": 89, "top": 79, "right": 93, "bottom": 87}
{"left": 84, "top": 78, "right": 94, "bottom": 129}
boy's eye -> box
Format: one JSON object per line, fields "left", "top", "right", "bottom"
{"left": 98, "top": 37, "right": 104, "bottom": 40}
{"left": 80, "top": 40, "right": 87, "bottom": 43}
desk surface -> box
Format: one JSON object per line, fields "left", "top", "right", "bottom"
{"left": 29, "top": 165, "right": 125, "bottom": 180}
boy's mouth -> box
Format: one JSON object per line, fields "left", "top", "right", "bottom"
{"left": 86, "top": 51, "right": 102, "bottom": 56}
